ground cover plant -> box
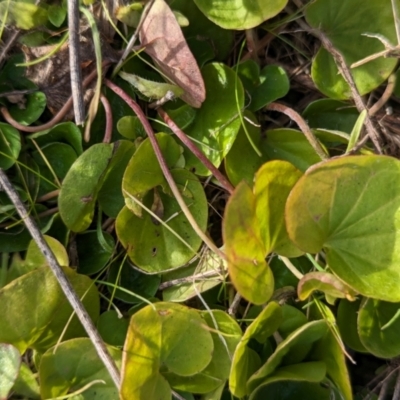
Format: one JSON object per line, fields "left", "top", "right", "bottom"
{"left": 1, "top": 0, "right": 400, "bottom": 399}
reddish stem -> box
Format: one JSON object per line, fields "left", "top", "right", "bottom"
{"left": 157, "top": 107, "right": 234, "bottom": 194}
{"left": 104, "top": 78, "right": 225, "bottom": 259}
{"left": 100, "top": 94, "right": 113, "bottom": 143}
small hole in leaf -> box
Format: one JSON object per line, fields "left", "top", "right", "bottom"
{"left": 152, "top": 247, "right": 157, "bottom": 256}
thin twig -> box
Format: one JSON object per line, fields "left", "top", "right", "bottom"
{"left": 159, "top": 269, "right": 225, "bottom": 290}
{"left": 228, "top": 291, "right": 242, "bottom": 316}
{"left": 157, "top": 107, "right": 234, "bottom": 194}
{"left": 104, "top": 79, "right": 226, "bottom": 260}
{"left": 0, "top": 170, "right": 121, "bottom": 389}
{"left": 100, "top": 94, "right": 113, "bottom": 143}
{"left": 112, "top": 0, "right": 156, "bottom": 76}
{"left": 393, "top": 369, "right": 400, "bottom": 400}
{"left": 369, "top": 73, "right": 397, "bottom": 116}
{"left": 0, "top": 28, "right": 20, "bottom": 69}
{"left": 266, "top": 102, "right": 328, "bottom": 160}
{"left": 67, "top": 0, "right": 85, "bottom": 125}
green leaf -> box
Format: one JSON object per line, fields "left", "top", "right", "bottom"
{"left": 337, "top": 299, "right": 367, "bottom": 353}
{"left": 48, "top": 4, "right": 67, "bottom": 27}
{"left": 12, "top": 361, "right": 40, "bottom": 399}
{"left": 164, "top": 310, "right": 242, "bottom": 393}
{"left": 247, "top": 320, "right": 328, "bottom": 393}
{"left": 98, "top": 140, "right": 136, "bottom": 218}
{"left": 0, "top": 343, "right": 21, "bottom": 400}
{"left": 122, "top": 133, "right": 181, "bottom": 217}
{"left": 0, "top": 1, "right": 48, "bottom": 30}
{"left": 0, "top": 122, "right": 21, "bottom": 170}
{"left": 117, "top": 168, "right": 208, "bottom": 273}
{"left": 76, "top": 231, "right": 115, "bottom": 274}
{"left": 230, "top": 302, "right": 282, "bottom": 397}
{"left": 250, "top": 65, "right": 289, "bottom": 111}
{"left": 223, "top": 181, "right": 274, "bottom": 305}
{"left": 97, "top": 311, "right": 129, "bottom": 347}
{"left": 107, "top": 259, "right": 160, "bottom": 303}
{"left": 286, "top": 155, "right": 400, "bottom": 301}
{"left": 28, "top": 122, "right": 83, "bottom": 155}
{"left": 225, "top": 124, "right": 322, "bottom": 187}
{"left": 39, "top": 338, "right": 121, "bottom": 399}
{"left": 6, "top": 235, "right": 69, "bottom": 283}
{"left": 32, "top": 142, "right": 78, "bottom": 194}
{"left": 225, "top": 111, "right": 266, "bottom": 186}
{"left": 262, "top": 129, "right": 325, "bottom": 172}
{"left": 0, "top": 266, "right": 99, "bottom": 353}
{"left": 309, "top": 330, "right": 353, "bottom": 400}
{"left": 302, "top": 99, "right": 359, "bottom": 133}
{"left": 358, "top": 298, "right": 400, "bottom": 358}
{"left": 121, "top": 303, "right": 214, "bottom": 399}
{"left": 184, "top": 63, "right": 244, "bottom": 176}
{"left": 117, "top": 116, "right": 146, "bottom": 140}
{"left": 9, "top": 91, "right": 46, "bottom": 125}
{"left": 254, "top": 160, "right": 303, "bottom": 257}
{"left": 58, "top": 143, "right": 113, "bottom": 232}
{"left": 298, "top": 271, "right": 358, "bottom": 303}
{"left": 172, "top": 0, "right": 234, "bottom": 61}
{"left": 306, "top": 0, "right": 398, "bottom": 99}
{"left": 193, "top": 0, "right": 288, "bottom": 30}
{"left": 119, "top": 71, "right": 184, "bottom": 100}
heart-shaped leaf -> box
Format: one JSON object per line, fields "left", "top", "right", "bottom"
{"left": 193, "top": 0, "right": 288, "bottom": 30}
{"left": 286, "top": 155, "right": 400, "bottom": 301}
{"left": 39, "top": 338, "right": 122, "bottom": 399}
{"left": 223, "top": 181, "right": 274, "bottom": 305}
{"left": 306, "top": 0, "right": 397, "bottom": 98}
{"left": 184, "top": 63, "right": 244, "bottom": 176}
{"left": 358, "top": 298, "right": 400, "bottom": 358}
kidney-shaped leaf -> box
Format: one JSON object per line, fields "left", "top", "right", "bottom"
{"left": 223, "top": 181, "right": 274, "bottom": 305}
{"left": 193, "top": 0, "right": 288, "bottom": 30}
{"left": 358, "top": 298, "right": 400, "bottom": 359}
{"left": 254, "top": 160, "right": 303, "bottom": 257}
{"left": 118, "top": 168, "right": 208, "bottom": 273}
{"left": 121, "top": 302, "right": 213, "bottom": 399}
{"left": 39, "top": 338, "right": 121, "bottom": 400}
{"left": 163, "top": 310, "right": 241, "bottom": 393}
{"left": 0, "top": 266, "right": 99, "bottom": 353}
{"left": 184, "top": 63, "right": 244, "bottom": 176}
{"left": 286, "top": 155, "right": 400, "bottom": 301}
{"left": 306, "top": 0, "right": 397, "bottom": 99}
{"left": 122, "top": 133, "right": 181, "bottom": 217}
{"left": 0, "top": 122, "right": 20, "bottom": 170}
{"left": 58, "top": 143, "right": 113, "bottom": 232}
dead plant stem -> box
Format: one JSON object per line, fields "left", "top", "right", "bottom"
{"left": 68, "top": 0, "right": 85, "bottom": 125}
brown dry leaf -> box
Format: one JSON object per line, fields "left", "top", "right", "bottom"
{"left": 139, "top": 0, "right": 205, "bottom": 108}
